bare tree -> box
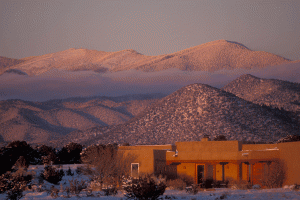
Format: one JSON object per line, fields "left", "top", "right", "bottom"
{"left": 262, "top": 161, "right": 286, "bottom": 188}
{"left": 81, "top": 144, "right": 136, "bottom": 188}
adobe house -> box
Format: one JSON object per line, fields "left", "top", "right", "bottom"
{"left": 118, "top": 138, "right": 300, "bottom": 186}
{"left": 119, "top": 144, "right": 176, "bottom": 178}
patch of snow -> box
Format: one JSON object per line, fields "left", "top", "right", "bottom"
{"left": 2, "top": 164, "right": 300, "bottom": 200}
{"left": 2, "top": 186, "right": 299, "bottom": 200}
{"left": 252, "top": 184, "right": 261, "bottom": 189}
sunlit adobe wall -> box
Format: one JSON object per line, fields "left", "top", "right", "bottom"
{"left": 277, "top": 141, "right": 300, "bottom": 185}
{"left": 119, "top": 145, "right": 174, "bottom": 175}
{"left": 243, "top": 141, "right": 300, "bottom": 185}
{"left": 242, "top": 143, "right": 278, "bottom": 151}
{"left": 177, "top": 163, "right": 195, "bottom": 181}
{"left": 168, "top": 141, "right": 242, "bottom": 161}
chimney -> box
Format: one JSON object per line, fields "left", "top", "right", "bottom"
{"left": 201, "top": 135, "right": 211, "bottom": 142}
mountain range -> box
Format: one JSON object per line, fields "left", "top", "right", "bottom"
{"left": 64, "top": 79, "right": 299, "bottom": 147}
{"left": 1, "top": 40, "right": 300, "bottom": 146}
{"left": 0, "top": 94, "right": 163, "bottom": 144}
{"left": 0, "top": 40, "right": 292, "bottom": 76}
{"left": 1, "top": 74, "right": 299, "bottom": 147}
{"left": 1, "top": 40, "right": 299, "bottom": 102}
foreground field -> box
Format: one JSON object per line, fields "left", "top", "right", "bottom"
{"left": 0, "top": 164, "right": 299, "bottom": 200}
{"left": 1, "top": 187, "right": 299, "bottom": 200}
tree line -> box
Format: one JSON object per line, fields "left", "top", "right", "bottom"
{"left": 0, "top": 141, "right": 83, "bottom": 175}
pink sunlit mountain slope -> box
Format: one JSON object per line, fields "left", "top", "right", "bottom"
{"left": 0, "top": 40, "right": 292, "bottom": 76}
{"left": 61, "top": 82, "right": 300, "bottom": 147}
{"left": 222, "top": 74, "right": 300, "bottom": 115}
{"left": 0, "top": 94, "right": 161, "bottom": 144}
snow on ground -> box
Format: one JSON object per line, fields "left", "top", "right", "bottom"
{"left": 0, "top": 188, "right": 298, "bottom": 200}
{"left": 0, "top": 164, "right": 299, "bottom": 200}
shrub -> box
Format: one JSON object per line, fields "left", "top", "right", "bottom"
{"left": 64, "top": 186, "right": 71, "bottom": 198}
{"left": 167, "top": 178, "right": 186, "bottom": 190}
{"left": 59, "top": 169, "right": 65, "bottom": 177}
{"left": 185, "top": 184, "right": 198, "bottom": 195}
{"left": 176, "top": 174, "right": 194, "bottom": 186}
{"left": 262, "top": 161, "right": 286, "bottom": 188}
{"left": 6, "top": 187, "right": 23, "bottom": 200}
{"left": 75, "top": 167, "right": 82, "bottom": 175}
{"left": 69, "top": 179, "right": 87, "bottom": 195}
{"left": 213, "top": 180, "right": 229, "bottom": 188}
{"left": 50, "top": 185, "right": 59, "bottom": 198}
{"left": 85, "top": 188, "right": 94, "bottom": 197}
{"left": 227, "top": 180, "right": 251, "bottom": 190}
{"left": 35, "top": 145, "right": 57, "bottom": 165}
{"left": 77, "top": 165, "right": 94, "bottom": 176}
{"left": 103, "top": 186, "right": 118, "bottom": 196}
{"left": 201, "top": 179, "right": 213, "bottom": 188}
{"left": 57, "top": 142, "right": 82, "bottom": 164}
{"left": 89, "top": 180, "right": 102, "bottom": 192}
{"left": 13, "top": 156, "right": 28, "bottom": 170}
{"left": 124, "top": 176, "right": 166, "bottom": 200}
{"left": 66, "top": 167, "right": 74, "bottom": 176}
{"left": 0, "top": 141, "right": 36, "bottom": 175}
{"left": 166, "top": 174, "right": 195, "bottom": 190}
{"left": 40, "top": 165, "right": 64, "bottom": 185}
{"left": 218, "top": 192, "right": 229, "bottom": 199}
{"left": 290, "top": 184, "right": 300, "bottom": 191}
{"left": 0, "top": 169, "right": 32, "bottom": 200}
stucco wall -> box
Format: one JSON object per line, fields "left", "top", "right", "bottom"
{"left": 168, "top": 141, "right": 242, "bottom": 162}
{"left": 278, "top": 142, "right": 300, "bottom": 185}
{"left": 177, "top": 163, "right": 195, "bottom": 180}
{"left": 243, "top": 141, "right": 300, "bottom": 185}
{"left": 119, "top": 145, "right": 174, "bottom": 175}
{"left": 119, "top": 141, "right": 300, "bottom": 186}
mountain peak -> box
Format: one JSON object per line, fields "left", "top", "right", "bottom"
{"left": 223, "top": 74, "right": 300, "bottom": 113}
{"left": 84, "top": 81, "right": 300, "bottom": 146}
{"left": 178, "top": 83, "right": 220, "bottom": 95}
{"left": 121, "top": 49, "right": 140, "bottom": 54}
{"left": 237, "top": 74, "right": 260, "bottom": 80}
{"left": 195, "top": 39, "right": 249, "bottom": 50}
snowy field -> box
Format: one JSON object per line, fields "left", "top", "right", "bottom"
{"left": 0, "top": 164, "right": 299, "bottom": 200}
{"left": 1, "top": 187, "right": 299, "bottom": 200}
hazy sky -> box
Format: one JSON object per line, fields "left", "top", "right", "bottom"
{"left": 1, "top": 0, "right": 299, "bottom": 60}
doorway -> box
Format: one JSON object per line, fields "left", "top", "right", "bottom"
{"left": 197, "top": 165, "right": 205, "bottom": 184}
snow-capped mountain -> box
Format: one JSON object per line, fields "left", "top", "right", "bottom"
{"left": 1, "top": 40, "right": 290, "bottom": 76}
{"left": 63, "top": 82, "right": 299, "bottom": 146}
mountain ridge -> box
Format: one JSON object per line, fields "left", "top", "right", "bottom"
{"left": 61, "top": 82, "right": 300, "bottom": 147}
{"left": 1, "top": 75, "right": 300, "bottom": 147}
{"left": 0, "top": 94, "right": 162, "bottom": 144}
{"left": 222, "top": 74, "right": 300, "bottom": 115}
{"left": 0, "top": 40, "right": 292, "bottom": 76}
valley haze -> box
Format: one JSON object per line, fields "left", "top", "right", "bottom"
{"left": 1, "top": 40, "right": 299, "bottom": 101}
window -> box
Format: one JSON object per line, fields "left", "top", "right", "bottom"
{"left": 131, "top": 163, "right": 139, "bottom": 178}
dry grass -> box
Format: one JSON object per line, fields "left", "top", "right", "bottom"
{"left": 167, "top": 178, "right": 187, "bottom": 190}
{"left": 227, "top": 179, "right": 251, "bottom": 190}
{"left": 166, "top": 174, "right": 194, "bottom": 190}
